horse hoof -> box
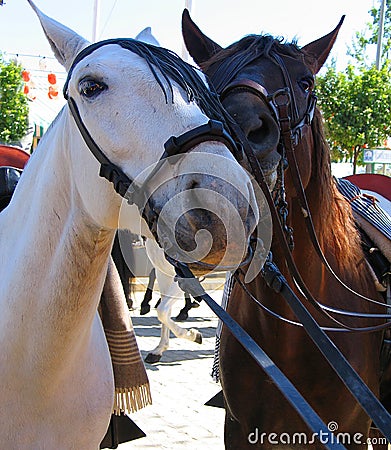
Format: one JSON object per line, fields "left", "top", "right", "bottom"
{"left": 194, "top": 331, "right": 202, "bottom": 344}
{"left": 144, "top": 353, "right": 162, "bottom": 364}
{"left": 175, "top": 311, "right": 189, "bottom": 321}
{"left": 191, "top": 301, "right": 200, "bottom": 308}
{"left": 155, "top": 299, "right": 161, "bottom": 308}
{"left": 140, "top": 305, "right": 151, "bottom": 316}
{"left": 140, "top": 304, "right": 151, "bottom": 315}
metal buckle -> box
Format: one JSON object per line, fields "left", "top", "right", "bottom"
{"left": 268, "top": 88, "right": 291, "bottom": 109}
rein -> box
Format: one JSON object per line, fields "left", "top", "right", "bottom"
{"left": 169, "top": 255, "right": 391, "bottom": 446}
{"left": 63, "top": 37, "right": 391, "bottom": 443}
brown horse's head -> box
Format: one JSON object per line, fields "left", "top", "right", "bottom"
{"left": 182, "top": 10, "right": 344, "bottom": 194}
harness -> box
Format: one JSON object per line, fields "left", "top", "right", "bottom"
{"left": 63, "top": 38, "right": 242, "bottom": 240}
{"left": 198, "top": 45, "right": 391, "bottom": 443}
{"left": 63, "top": 39, "right": 391, "bottom": 446}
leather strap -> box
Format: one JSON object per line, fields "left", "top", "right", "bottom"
{"left": 169, "top": 258, "right": 346, "bottom": 450}
{"left": 260, "top": 256, "right": 391, "bottom": 442}
{"left": 274, "top": 99, "right": 391, "bottom": 310}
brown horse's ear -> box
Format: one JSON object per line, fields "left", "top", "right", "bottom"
{"left": 182, "top": 9, "right": 223, "bottom": 66}
{"left": 302, "top": 16, "right": 345, "bottom": 74}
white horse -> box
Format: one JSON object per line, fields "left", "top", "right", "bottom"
{"left": 0, "top": 2, "right": 258, "bottom": 448}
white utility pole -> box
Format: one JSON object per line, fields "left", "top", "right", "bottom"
{"left": 92, "top": 0, "right": 101, "bottom": 43}
{"left": 182, "top": 0, "right": 193, "bottom": 61}
{"left": 376, "top": 0, "right": 387, "bottom": 69}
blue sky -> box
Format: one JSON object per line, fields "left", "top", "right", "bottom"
{"left": 1, "top": 0, "right": 378, "bottom": 70}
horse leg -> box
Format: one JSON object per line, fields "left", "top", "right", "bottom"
{"left": 157, "top": 294, "right": 202, "bottom": 344}
{"left": 145, "top": 294, "right": 203, "bottom": 364}
{"left": 224, "top": 410, "right": 254, "bottom": 450}
{"left": 140, "top": 268, "right": 156, "bottom": 315}
{"left": 175, "top": 293, "right": 192, "bottom": 321}
{"left": 145, "top": 272, "right": 202, "bottom": 363}
{"left": 144, "top": 323, "right": 170, "bottom": 364}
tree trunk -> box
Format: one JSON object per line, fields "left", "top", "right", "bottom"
{"left": 352, "top": 145, "right": 361, "bottom": 174}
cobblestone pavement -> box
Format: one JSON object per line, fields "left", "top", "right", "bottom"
{"left": 119, "top": 288, "right": 225, "bottom": 450}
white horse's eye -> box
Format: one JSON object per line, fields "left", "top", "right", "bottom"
{"left": 79, "top": 78, "right": 107, "bottom": 98}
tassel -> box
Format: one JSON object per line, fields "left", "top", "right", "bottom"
{"left": 113, "top": 384, "right": 152, "bottom": 415}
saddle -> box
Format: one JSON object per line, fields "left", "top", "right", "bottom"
{"left": 336, "top": 177, "right": 391, "bottom": 291}
{"left": 336, "top": 178, "right": 391, "bottom": 407}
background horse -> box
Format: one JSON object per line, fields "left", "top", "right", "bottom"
{"left": 0, "top": 2, "right": 258, "bottom": 448}
{"left": 183, "top": 10, "right": 387, "bottom": 449}
{"left": 120, "top": 26, "right": 223, "bottom": 364}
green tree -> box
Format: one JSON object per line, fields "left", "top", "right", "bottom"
{"left": 316, "top": 61, "right": 391, "bottom": 172}
{"left": 0, "top": 55, "right": 29, "bottom": 144}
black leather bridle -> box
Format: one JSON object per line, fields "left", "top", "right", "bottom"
{"left": 63, "top": 38, "right": 242, "bottom": 230}
{"left": 209, "top": 49, "right": 391, "bottom": 328}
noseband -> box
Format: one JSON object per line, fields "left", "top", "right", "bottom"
{"left": 220, "top": 77, "right": 316, "bottom": 150}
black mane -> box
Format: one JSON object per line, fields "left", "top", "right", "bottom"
{"left": 63, "top": 38, "right": 228, "bottom": 126}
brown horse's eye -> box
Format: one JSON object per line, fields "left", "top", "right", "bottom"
{"left": 299, "top": 77, "right": 314, "bottom": 93}
{"left": 79, "top": 78, "right": 107, "bottom": 98}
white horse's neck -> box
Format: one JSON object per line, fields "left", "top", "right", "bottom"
{"left": 0, "top": 109, "right": 115, "bottom": 385}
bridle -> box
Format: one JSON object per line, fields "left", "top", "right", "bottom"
{"left": 207, "top": 48, "right": 391, "bottom": 332}
{"left": 62, "top": 38, "right": 243, "bottom": 248}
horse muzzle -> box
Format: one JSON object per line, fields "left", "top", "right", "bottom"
{"left": 143, "top": 170, "right": 258, "bottom": 274}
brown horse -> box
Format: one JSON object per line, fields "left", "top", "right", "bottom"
{"left": 183, "top": 11, "right": 388, "bottom": 449}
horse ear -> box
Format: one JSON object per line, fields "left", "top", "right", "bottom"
{"left": 301, "top": 16, "right": 345, "bottom": 74}
{"left": 182, "top": 9, "right": 223, "bottom": 66}
{"left": 135, "top": 27, "right": 160, "bottom": 46}
{"left": 28, "top": 0, "right": 89, "bottom": 71}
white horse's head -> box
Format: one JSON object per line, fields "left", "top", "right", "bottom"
{"left": 29, "top": 1, "right": 259, "bottom": 272}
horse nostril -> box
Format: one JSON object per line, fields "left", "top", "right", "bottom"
{"left": 247, "top": 120, "right": 269, "bottom": 145}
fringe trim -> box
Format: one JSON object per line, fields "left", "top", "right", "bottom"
{"left": 113, "top": 383, "right": 152, "bottom": 415}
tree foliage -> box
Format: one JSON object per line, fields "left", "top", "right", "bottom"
{"left": 316, "top": 1, "right": 391, "bottom": 171}
{"left": 316, "top": 61, "right": 391, "bottom": 167}
{"left": 0, "top": 55, "right": 29, "bottom": 144}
